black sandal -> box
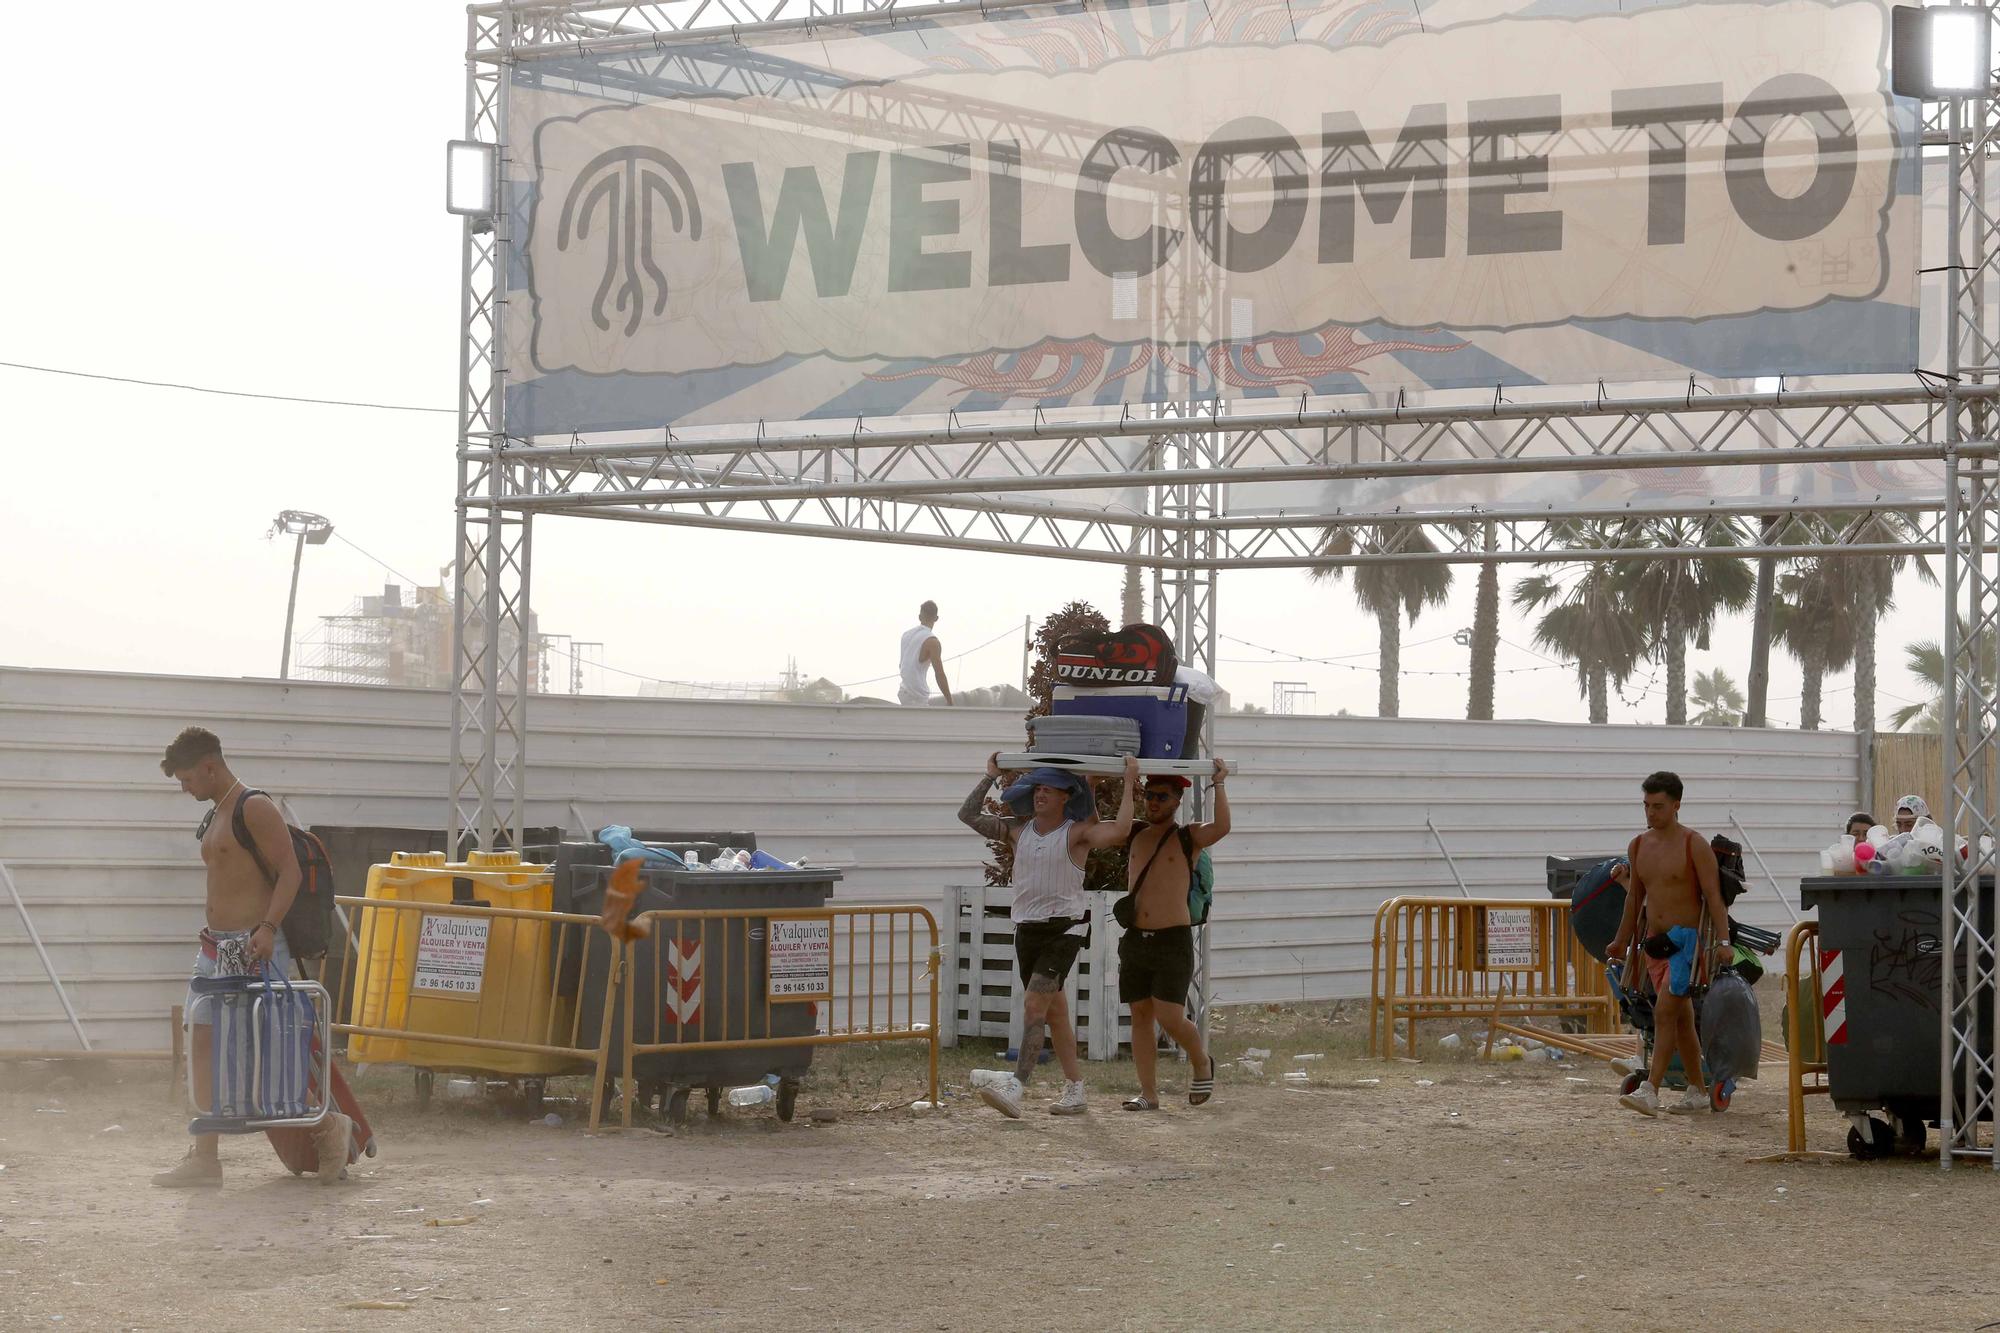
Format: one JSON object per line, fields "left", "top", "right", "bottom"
{"left": 1188, "top": 1055, "right": 1216, "bottom": 1106}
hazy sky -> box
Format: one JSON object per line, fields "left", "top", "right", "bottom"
{"left": 0, "top": 0, "right": 1946, "bottom": 730}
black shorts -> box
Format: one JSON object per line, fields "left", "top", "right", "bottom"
{"left": 1118, "top": 924, "right": 1195, "bottom": 1005}
{"left": 1014, "top": 918, "right": 1087, "bottom": 988}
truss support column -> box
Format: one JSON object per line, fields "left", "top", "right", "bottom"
{"left": 1940, "top": 61, "right": 2000, "bottom": 1168}
{"left": 449, "top": 7, "right": 524, "bottom": 855}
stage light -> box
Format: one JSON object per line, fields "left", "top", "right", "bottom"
{"left": 446, "top": 139, "right": 496, "bottom": 217}
{"left": 1892, "top": 5, "right": 1995, "bottom": 98}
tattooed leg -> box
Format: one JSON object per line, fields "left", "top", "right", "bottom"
{"left": 1017, "top": 973, "right": 1060, "bottom": 1082}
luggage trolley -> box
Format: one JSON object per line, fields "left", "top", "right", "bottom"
{"left": 184, "top": 968, "right": 333, "bottom": 1138}
{"left": 1608, "top": 914, "right": 1780, "bottom": 1112}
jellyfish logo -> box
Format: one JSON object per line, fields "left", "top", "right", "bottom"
{"left": 555, "top": 146, "right": 703, "bottom": 336}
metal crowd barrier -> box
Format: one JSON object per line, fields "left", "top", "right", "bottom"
{"left": 1368, "top": 896, "right": 1618, "bottom": 1058}
{"left": 615, "top": 905, "right": 941, "bottom": 1129}
{"left": 319, "top": 895, "right": 623, "bottom": 1129}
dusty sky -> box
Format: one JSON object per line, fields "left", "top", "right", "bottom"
{"left": 0, "top": 0, "right": 1945, "bottom": 730}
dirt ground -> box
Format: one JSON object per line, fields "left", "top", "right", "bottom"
{"left": 4, "top": 1004, "right": 1997, "bottom": 1332}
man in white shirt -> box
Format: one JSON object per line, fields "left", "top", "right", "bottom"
{"left": 898, "top": 601, "right": 953, "bottom": 706}
{"left": 957, "top": 753, "right": 1137, "bottom": 1117}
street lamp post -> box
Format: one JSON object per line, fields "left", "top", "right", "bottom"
{"left": 269, "top": 510, "right": 334, "bottom": 680}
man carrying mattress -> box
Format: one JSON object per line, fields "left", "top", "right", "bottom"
{"left": 957, "top": 752, "right": 1138, "bottom": 1117}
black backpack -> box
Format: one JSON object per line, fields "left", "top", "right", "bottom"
{"left": 230, "top": 789, "right": 336, "bottom": 959}
{"left": 1709, "top": 834, "right": 1748, "bottom": 907}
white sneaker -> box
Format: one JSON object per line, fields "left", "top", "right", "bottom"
{"left": 978, "top": 1074, "right": 1025, "bottom": 1119}
{"left": 1609, "top": 1056, "right": 1641, "bottom": 1077}
{"left": 1049, "top": 1080, "right": 1088, "bottom": 1116}
{"left": 1666, "top": 1089, "right": 1710, "bottom": 1115}
{"left": 968, "top": 1068, "right": 1009, "bottom": 1089}
{"left": 1619, "top": 1081, "right": 1661, "bottom": 1118}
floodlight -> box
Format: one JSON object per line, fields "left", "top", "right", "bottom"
{"left": 1892, "top": 5, "right": 1995, "bottom": 98}
{"left": 446, "top": 139, "right": 497, "bottom": 217}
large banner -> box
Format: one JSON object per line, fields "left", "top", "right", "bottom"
{"left": 501, "top": 0, "right": 1919, "bottom": 438}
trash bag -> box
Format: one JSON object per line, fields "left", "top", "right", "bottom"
{"left": 1700, "top": 971, "right": 1762, "bottom": 1083}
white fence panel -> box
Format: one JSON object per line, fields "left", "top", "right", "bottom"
{"left": 0, "top": 667, "right": 1859, "bottom": 1051}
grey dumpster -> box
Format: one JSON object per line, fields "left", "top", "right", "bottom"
{"left": 1799, "top": 874, "right": 1995, "bottom": 1158}
{"left": 571, "top": 864, "right": 840, "bottom": 1124}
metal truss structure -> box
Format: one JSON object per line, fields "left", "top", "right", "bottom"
{"left": 1939, "top": 73, "right": 2000, "bottom": 1170}
{"left": 454, "top": 0, "right": 2000, "bottom": 1163}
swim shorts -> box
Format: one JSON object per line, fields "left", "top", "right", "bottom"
{"left": 1118, "top": 924, "right": 1195, "bottom": 1005}
{"left": 187, "top": 927, "right": 295, "bottom": 1026}
{"left": 1643, "top": 925, "right": 1702, "bottom": 998}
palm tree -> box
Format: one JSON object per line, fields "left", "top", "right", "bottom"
{"left": 1312, "top": 525, "right": 1454, "bottom": 718}
{"left": 1512, "top": 524, "right": 1650, "bottom": 724}
{"left": 1835, "top": 513, "right": 1933, "bottom": 733}
{"left": 1621, "top": 519, "right": 1754, "bottom": 725}
{"left": 1120, "top": 561, "right": 1144, "bottom": 626}
{"left": 1771, "top": 561, "right": 1860, "bottom": 731}
{"left": 1744, "top": 514, "right": 1781, "bottom": 727}
{"left": 1690, "top": 668, "right": 1745, "bottom": 726}
{"left": 1890, "top": 629, "right": 2000, "bottom": 733}
{"left": 1467, "top": 523, "right": 1500, "bottom": 721}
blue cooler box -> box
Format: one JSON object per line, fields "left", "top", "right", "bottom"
{"left": 1051, "top": 684, "right": 1188, "bottom": 758}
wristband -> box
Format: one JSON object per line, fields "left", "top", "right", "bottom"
{"left": 253, "top": 920, "right": 277, "bottom": 937}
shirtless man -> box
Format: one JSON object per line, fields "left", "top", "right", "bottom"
{"left": 957, "top": 752, "right": 1138, "bottom": 1117}
{"left": 1119, "top": 760, "right": 1228, "bottom": 1110}
{"left": 152, "top": 727, "right": 351, "bottom": 1187}
{"left": 1607, "top": 770, "right": 1733, "bottom": 1117}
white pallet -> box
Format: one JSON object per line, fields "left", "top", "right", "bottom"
{"left": 994, "top": 753, "right": 1234, "bottom": 777}
{"left": 941, "top": 884, "right": 1130, "bottom": 1060}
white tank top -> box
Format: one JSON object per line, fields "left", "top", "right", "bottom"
{"left": 898, "top": 625, "right": 936, "bottom": 704}
{"left": 1010, "top": 819, "right": 1087, "bottom": 923}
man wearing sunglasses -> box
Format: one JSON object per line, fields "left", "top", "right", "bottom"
{"left": 958, "top": 751, "right": 1139, "bottom": 1117}
{"left": 1120, "top": 757, "right": 1229, "bottom": 1110}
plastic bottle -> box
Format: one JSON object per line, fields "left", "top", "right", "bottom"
{"left": 726, "top": 1084, "right": 776, "bottom": 1108}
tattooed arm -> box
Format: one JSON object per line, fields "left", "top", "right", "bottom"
{"left": 958, "top": 753, "right": 1019, "bottom": 844}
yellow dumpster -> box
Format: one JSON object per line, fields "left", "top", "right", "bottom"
{"left": 347, "top": 850, "right": 580, "bottom": 1077}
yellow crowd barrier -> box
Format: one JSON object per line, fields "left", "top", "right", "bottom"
{"left": 1784, "top": 921, "right": 1831, "bottom": 1153}
{"left": 323, "top": 893, "right": 623, "bottom": 1128}
{"left": 615, "top": 904, "right": 940, "bottom": 1128}
{"left": 1368, "top": 896, "right": 1618, "bottom": 1058}
{"left": 320, "top": 888, "right": 941, "bottom": 1130}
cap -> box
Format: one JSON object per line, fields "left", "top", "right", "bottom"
{"left": 1146, "top": 775, "right": 1192, "bottom": 790}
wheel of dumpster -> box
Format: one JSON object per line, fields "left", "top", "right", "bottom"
{"left": 1847, "top": 1117, "right": 1895, "bottom": 1161}
{"left": 1620, "top": 1071, "right": 1645, "bottom": 1097}
{"left": 706, "top": 1086, "right": 722, "bottom": 1119}
{"left": 1897, "top": 1115, "right": 1927, "bottom": 1155}
{"left": 667, "top": 1088, "right": 692, "bottom": 1127}
{"left": 519, "top": 1078, "right": 546, "bottom": 1116}
{"left": 776, "top": 1077, "right": 800, "bottom": 1123}
{"left": 1710, "top": 1078, "right": 1734, "bottom": 1113}
{"left": 414, "top": 1069, "right": 434, "bottom": 1110}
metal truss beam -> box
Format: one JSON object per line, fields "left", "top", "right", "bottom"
{"left": 1940, "top": 57, "right": 2000, "bottom": 1169}
{"left": 510, "top": 494, "right": 1948, "bottom": 568}
{"left": 450, "top": 6, "right": 529, "bottom": 856}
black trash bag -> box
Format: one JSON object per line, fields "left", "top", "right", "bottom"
{"left": 1699, "top": 970, "right": 1762, "bottom": 1083}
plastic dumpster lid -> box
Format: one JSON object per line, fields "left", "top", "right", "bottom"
{"left": 389, "top": 850, "right": 449, "bottom": 869}
{"left": 463, "top": 849, "right": 523, "bottom": 868}
{"left": 1797, "top": 873, "right": 1993, "bottom": 911}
